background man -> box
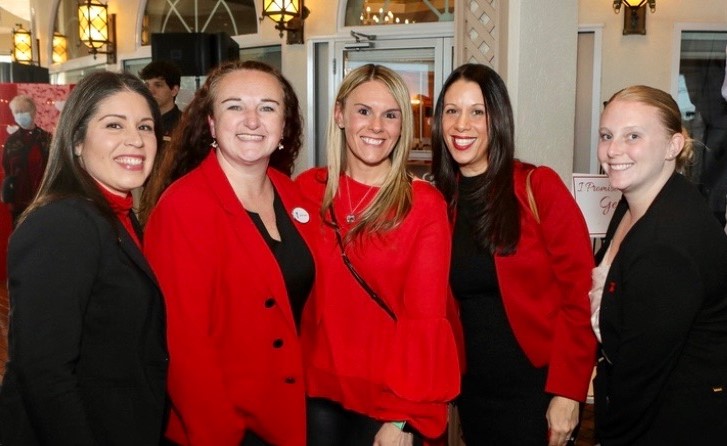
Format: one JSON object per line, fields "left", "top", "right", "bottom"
{"left": 139, "top": 60, "right": 183, "bottom": 144}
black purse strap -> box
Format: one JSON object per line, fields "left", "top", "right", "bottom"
{"left": 327, "top": 207, "right": 397, "bottom": 321}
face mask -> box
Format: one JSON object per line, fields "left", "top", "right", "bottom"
{"left": 13, "top": 112, "right": 33, "bottom": 130}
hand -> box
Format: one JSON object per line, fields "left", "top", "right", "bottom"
{"left": 546, "top": 396, "right": 579, "bottom": 446}
{"left": 373, "top": 422, "right": 414, "bottom": 446}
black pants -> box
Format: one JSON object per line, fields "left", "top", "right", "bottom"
{"left": 307, "top": 397, "right": 423, "bottom": 446}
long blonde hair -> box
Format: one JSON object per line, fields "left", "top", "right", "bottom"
{"left": 322, "top": 64, "right": 413, "bottom": 241}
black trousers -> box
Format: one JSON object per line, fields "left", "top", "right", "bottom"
{"left": 307, "top": 397, "right": 423, "bottom": 446}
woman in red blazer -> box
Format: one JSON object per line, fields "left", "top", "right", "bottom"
{"left": 431, "top": 64, "right": 596, "bottom": 446}
{"left": 143, "top": 61, "right": 316, "bottom": 446}
{"left": 297, "top": 64, "right": 461, "bottom": 446}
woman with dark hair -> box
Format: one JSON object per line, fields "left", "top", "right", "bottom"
{"left": 431, "top": 63, "right": 596, "bottom": 446}
{"left": 0, "top": 71, "right": 167, "bottom": 445}
{"left": 593, "top": 85, "right": 727, "bottom": 445}
{"left": 297, "top": 64, "right": 460, "bottom": 446}
{"left": 143, "top": 60, "right": 315, "bottom": 445}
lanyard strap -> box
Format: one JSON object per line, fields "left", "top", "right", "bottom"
{"left": 328, "top": 207, "right": 397, "bottom": 321}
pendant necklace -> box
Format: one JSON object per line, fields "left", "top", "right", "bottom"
{"left": 345, "top": 175, "right": 375, "bottom": 224}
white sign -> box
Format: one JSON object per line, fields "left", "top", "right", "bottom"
{"left": 571, "top": 174, "right": 622, "bottom": 238}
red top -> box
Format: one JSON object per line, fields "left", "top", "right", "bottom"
{"left": 493, "top": 163, "right": 597, "bottom": 401}
{"left": 97, "top": 184, "right": 140, "bottom": 247}
{"left": 145, "top": 152, "right": 317, "bottom": 446}
{"left": 296, "top": 168, "right": 461, "bottom": 439}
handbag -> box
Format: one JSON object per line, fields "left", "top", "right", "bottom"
{"left": 526, "top": 168, "right": 540, "bottom": 223}
{"left": 327, "top": 207, "right": 397, "bottom": 321}
{"left": 1, "top": 175, "right": 16, "bottom": 204}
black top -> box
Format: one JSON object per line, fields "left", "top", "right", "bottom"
{"left": 247, "top": 188, "right": 315, "bottom": 331}
{"left": 161, "top": 105, "right": 182, "bottom": 139}
{"left": 450, "top": 174, "right": 533, "bottom": 379}
{"left": 0, "top": 198, "right": 168, "bottom": 445}
{"left": 594, "top": 173, "right": 727, "bottom": 445}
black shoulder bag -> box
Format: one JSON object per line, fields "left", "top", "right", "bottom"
{"left": 327, "top": 207, "right": 397, "bottom": 321}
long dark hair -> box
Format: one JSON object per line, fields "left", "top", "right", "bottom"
{"left": 20, "top": 71, "right": 162, "bottom": 227}
{"left": 139, "top": 60, "right": 303, "bottom": 223}
{"left": 432, "top": 63, "right": 519, "bottom": 255}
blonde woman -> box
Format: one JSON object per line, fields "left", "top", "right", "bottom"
{"left": 296, "top": 64, "right": 461, "bottom": 446}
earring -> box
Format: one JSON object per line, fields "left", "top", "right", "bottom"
{"left": 211, "top": 139, "right": 219, "bottom": 149}
{"left": 278, "top": 142, "right": 284, "bottom": 151}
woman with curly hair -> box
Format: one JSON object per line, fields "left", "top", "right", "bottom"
{"left": 144, "top": 60, "right": 316, "bottom": 446}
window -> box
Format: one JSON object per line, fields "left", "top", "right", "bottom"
{"left": 142, "top": 0, "right": 258, "bottom": 45}
{"left": 343, "top": 0, "right": 454, "bottom": 27}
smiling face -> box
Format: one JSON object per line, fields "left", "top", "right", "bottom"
{"left": 335, "top": 80, "right": 402, "bottom": 178}
{"left": 75, "top": 90, "right": 157, "bottom": 196}
{"left": 441, "top": 80, "right": 489, "bottom": 176}
{"left": 208, "top": 69, "right": 285, "bottom": 172}
{"left": 598, "top": 99, "right": 682, "bottom": 199}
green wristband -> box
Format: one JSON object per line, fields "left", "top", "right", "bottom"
{"left": 391, "top": 421, "right": 406, "bottom": 430}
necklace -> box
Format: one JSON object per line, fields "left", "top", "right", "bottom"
{"left": 344, "top": 175, "right": 375, "bottom": 223}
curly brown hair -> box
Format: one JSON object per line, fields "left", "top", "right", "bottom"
{"left": 139, "top": 60, "right": 303, "bottom": 223}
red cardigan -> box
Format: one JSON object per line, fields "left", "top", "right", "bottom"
{"left": 492, "top": 163, "right": 597, "bottom": 401}
{"left": 144, "top": 152, "right": 316, "bottom": 446}
{"left": 296, "top": 168, "right": 461, "bottom": 439}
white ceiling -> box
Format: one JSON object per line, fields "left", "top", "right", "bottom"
{"left": 2, "top": 0, "right": 32, "bottom": 22}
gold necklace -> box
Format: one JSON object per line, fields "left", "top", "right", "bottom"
{"left": 344, "top": 175, "right": 375, "bottom": 223}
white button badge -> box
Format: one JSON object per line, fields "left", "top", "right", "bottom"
{"left": 292, "top": 207, "right": 310, "bottom": 223}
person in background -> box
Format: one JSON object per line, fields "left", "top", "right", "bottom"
{"left": 144, "top": 60, "right": 315, "bottom": 446}
{"left": 139, "top": 60, "right": 183, "bottom": 144}
{"left": 431, "top": 63, "right": 596, "bottom": 446}
{"left": 592, "top": 85, "right": 727, "bottom": 445}
{"left": 2, "top": 95, "right": 52, "bottom": 223}
{"left": 0, "top": 71, "right": 167, "bottom": 445}
{"left": 297, "top": 63, "right": 461, "bottom": 446}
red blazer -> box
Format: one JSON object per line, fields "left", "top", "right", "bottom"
{"left": 492, "top": 162, "right": 597, "bottom": 401}
{"left": 144, "top": 152, "right": 316, "bottom": 446}
{"left": 296, "top": 168, "right": 460, "bottom": 439}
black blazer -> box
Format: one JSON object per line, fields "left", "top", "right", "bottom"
{"left": 594, "top": 173, "right": 727, "bottom": 445}
{"left": 0, "top": 198, "right": 168, "bottom": 445}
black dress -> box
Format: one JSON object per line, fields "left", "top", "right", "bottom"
{"left": 451, "top": 174, "right": 549, "bottom": 445}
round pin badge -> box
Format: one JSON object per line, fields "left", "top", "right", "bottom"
{"left": 292, "top": 207, "right": 310, "bottom": 223}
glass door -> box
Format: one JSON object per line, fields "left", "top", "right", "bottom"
{"left": 313, "top": 37, "right": 452, "bottom": 178}
{"left": 675, "top": 28, "right": 727, "bottom": 225}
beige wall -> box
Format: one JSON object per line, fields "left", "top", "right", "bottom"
{"left": 578, "top": 0, "right": 727, "bottom": 103}
{"left": 1, "top": 8, "right": 31, "bottom": 62}
{"left": 507, "top": 0, "right": 579, "bottom": 179}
